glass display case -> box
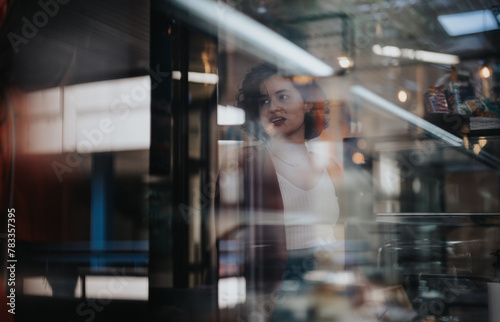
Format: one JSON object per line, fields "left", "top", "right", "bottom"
{"left": 342, "top": 71, "right": 500, "bottom": 321}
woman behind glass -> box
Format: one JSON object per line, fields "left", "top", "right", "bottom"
{"left": 215, "top": 63, "right": 344, "bottom": 321}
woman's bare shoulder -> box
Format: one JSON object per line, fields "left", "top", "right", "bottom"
{"left": 309, "top": 150, "right": 342, "bottom": 174}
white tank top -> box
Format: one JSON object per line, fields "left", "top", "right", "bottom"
{"left": 276, "top": 169, "right": 339, "bottom": 250}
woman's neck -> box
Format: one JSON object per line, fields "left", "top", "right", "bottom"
{"left": 268, "top": 139, "right": 307, "bottom": 156}
{"left": 269, "top": 136, "right": 306, "bottom": 146}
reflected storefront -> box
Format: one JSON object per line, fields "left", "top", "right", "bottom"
{"left": 1, "top": 0, "right": 500, "bottom": 321}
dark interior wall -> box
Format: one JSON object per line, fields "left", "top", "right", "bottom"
{"left": 0, "top": 0, "right": 149, "bottom": 91}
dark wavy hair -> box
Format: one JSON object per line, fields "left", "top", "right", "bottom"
{"left": 237, "top": 63, "right": 330, "bottom": 141}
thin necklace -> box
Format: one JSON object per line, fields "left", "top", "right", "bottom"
{"left": 267, "top": 142, "right": 309, "bottom": 167}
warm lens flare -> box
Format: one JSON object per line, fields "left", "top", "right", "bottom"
{"left": 398, "top": 90, "right": 408, "bottom": 103}
{"left": 352, "top": 152, "right": 365, "bottom": 164}
{"left": 480, "top": 66, "right": 491, "bottom": 79}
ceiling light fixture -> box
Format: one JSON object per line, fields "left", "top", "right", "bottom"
{"left": 438, "top": 10, "right": 499, "bottom": 36}
{"left": 372, "top": 44, "right": 460, "bottom": 65}
{"left": 337, "top": 56, "right": 353, "bottom": 69}
{"left": 172, "top": 71, "right": 219, "bottom": 84}
{"left": 169, "top": 0, "right": 334, "bottom": 77}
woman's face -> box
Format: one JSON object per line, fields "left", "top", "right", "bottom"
{"left": 258, "top": 75, "right": 309, "bottom": 143}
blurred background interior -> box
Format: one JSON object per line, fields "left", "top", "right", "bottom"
{"left": 1, "top": 0, "right": 500, "bottom": 321}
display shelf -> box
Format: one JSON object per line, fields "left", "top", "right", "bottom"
{"left": 424, "top": 113, "right": 500, "bottom": 137}
{"left": 376, "top": 213, "right": 500, "bottom": 226}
